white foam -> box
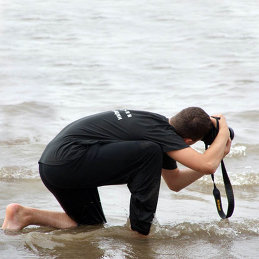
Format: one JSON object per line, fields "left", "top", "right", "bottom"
{"left": 228, "top": 145, "right": 247, "bottom": 158}
{"left": 149, "top": 220, "right": 259, "bottom": 239}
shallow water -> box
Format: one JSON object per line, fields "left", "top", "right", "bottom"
{"left": 1, "top": 0, "right": 259, "bottom": 258}
{"left": 1, "top": 180, "right": 259, "bottom": 258}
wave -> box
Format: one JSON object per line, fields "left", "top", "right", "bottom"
{"left": 0, "top": 164, "right": 258, "bottom": 186}
{"left": 196, "top": 172, "right": 259, "bottom": 187}
{"left": 0, "top": 166, "right": 38, "bottom": 180}
{"left": 229, "top": 109, "right": 259, "bottom": 120}
{"left": 195, "top": 144, "right": 254, "bottom": 158}
{"left": 0, "top": 101, "right": 55, "bottom": 117}
{"left": 0, "top": 137, "right": 32, "bottom": 146}
{"left": 150, "top": 219, "right": 259, "bottom": 240}
{"left": 22, "top": 219, "right": 259, "bottom": 254}
{"left": 228, "top": 144, "right": 247, "bottom": 158}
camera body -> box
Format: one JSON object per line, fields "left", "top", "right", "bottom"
{"left": 202, "top": 117, "right": 234, "bottom": 146}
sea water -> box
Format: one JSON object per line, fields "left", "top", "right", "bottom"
{"left": 0, "top": 0, "right": 259, "bottom": 258}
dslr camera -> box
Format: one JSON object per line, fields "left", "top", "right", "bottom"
{"left": 202, "top": 116, "right": 234, "bottom": 146}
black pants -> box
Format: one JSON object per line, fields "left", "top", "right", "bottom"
{"left": 39, "top": 140, "right": 163, "bottom": 235}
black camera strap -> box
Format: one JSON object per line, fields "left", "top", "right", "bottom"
{"left": 211, "top": 160, "right": 235, "bottom": 218}
{"left": 205, "top": 143, "right": 235, "bottom": 219}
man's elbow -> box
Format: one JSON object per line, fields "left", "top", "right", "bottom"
{"left": 202, "top": 161, "right": 217, "bottom": 175}
{"left": 169, "top": 185, "right": 182, "bottom": 192}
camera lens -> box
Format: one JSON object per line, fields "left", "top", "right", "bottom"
{"left": 229, "top": 127, "right": 234, "bottom": 140}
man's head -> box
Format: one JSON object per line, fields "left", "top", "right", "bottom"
{"left": 170, "top": 107, "right": 213, "bottom": 143}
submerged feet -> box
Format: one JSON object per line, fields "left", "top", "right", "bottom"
{"left": 1, "top": 203, "right": 30, "bottom": 231}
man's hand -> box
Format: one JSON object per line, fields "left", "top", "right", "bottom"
{"left": 210, "top": 114, "right": 232, "bottom": 158}
{"left": 210, "top": 115, "right": 230, "bottom": 138}
{"left": 224, "top": 138, "right": 232, "bottom": 157}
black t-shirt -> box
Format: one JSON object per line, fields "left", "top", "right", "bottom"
{"left": 39, "top": 110, "right": 189, "bottom": 168}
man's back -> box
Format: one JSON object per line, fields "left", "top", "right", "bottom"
{"left": 39, "top": 110, "right": 187, "bottom": 165}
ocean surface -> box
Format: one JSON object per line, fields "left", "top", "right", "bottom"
{"left": 0, "top": 0, "right": 259, "bottom": 258}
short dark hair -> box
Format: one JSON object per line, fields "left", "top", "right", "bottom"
{"left": 170, "top": 107, "right": 213, "bottom": 141}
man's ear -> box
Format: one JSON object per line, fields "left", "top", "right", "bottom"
{"left": 183, "top": 138, "right": 195, "bottom": 145}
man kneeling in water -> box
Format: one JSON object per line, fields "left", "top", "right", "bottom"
{"left": 2, "top": 107, "right": 231, "bottom": 235}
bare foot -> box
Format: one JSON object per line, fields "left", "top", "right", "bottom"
{"left": 2, "top": 203, "right": 30, "bottom": 231}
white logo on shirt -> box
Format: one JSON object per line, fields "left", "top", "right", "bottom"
{"left": 114, "top": 110, "right": 122, "bottom": 120}
{"left": 113, "top": 110, "right": 132, "bottom": 120}
{"left": 125, "top": 109, "right": 132, "bottom": 118}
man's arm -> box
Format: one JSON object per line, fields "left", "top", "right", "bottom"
{"left": 162, "top": 168, "right": 203, "bottom": 192}
{"left": 163, "top": 138, "right": 231, "bottom": 192}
